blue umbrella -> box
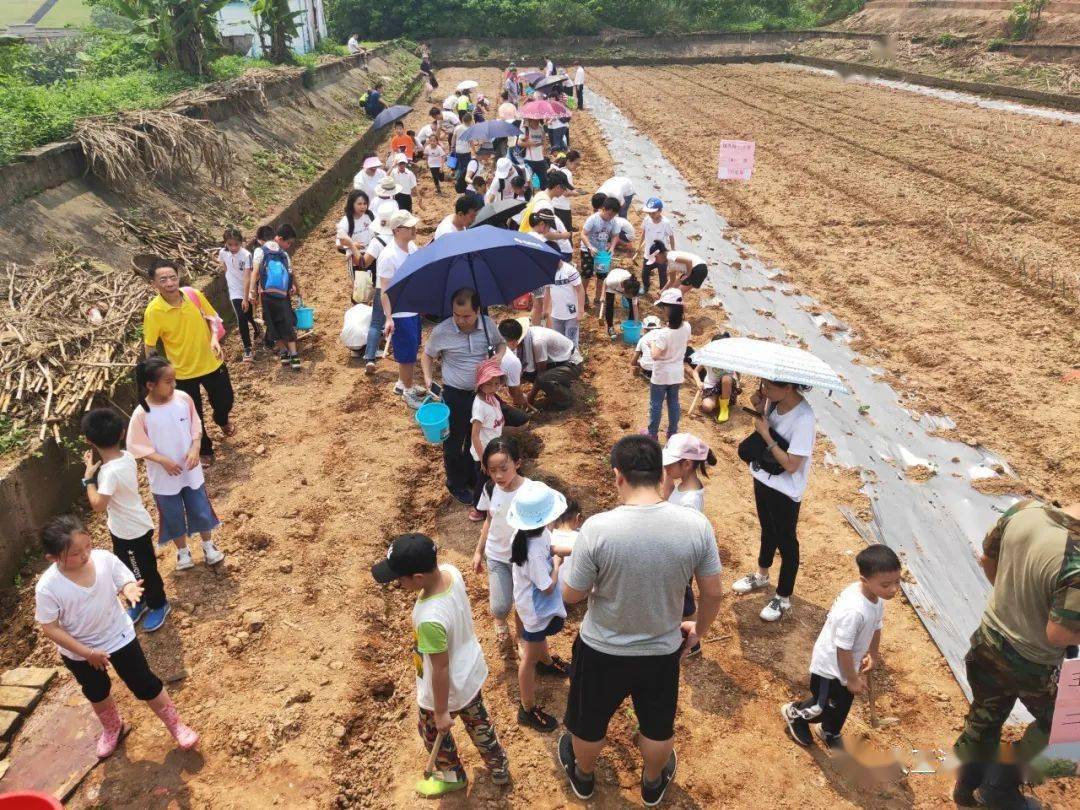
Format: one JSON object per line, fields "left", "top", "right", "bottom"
{"left": 457, "top": 119, "right": 522, "bottom": 143}
{"left": 387, "top": 226, "right": 561, "bottom": 347}
{"left": 372, "top": 104, "right": 411, "bottom": 129}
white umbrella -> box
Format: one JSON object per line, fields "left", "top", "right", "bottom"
{"left": 691, "top": 337, "right": 848, "bottom": 393}
{"left": 456, "top": 79, "right": 478, "bottom": 92}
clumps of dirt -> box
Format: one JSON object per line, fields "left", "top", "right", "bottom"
{"left": 236, "top": 527, "right": 273, "bottom": 551}
{"left": 971, "top": 476, "right": 1039, "bottom": 499}
{"left": 906, "top": 464, "right": 938, "bottom": 483}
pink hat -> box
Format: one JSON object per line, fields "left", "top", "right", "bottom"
{"left": 662, "top": 433, "right": 710, "bottom": 466}
{"left": 363, "top": 156, "right": 382, "bottom": 170}
{"left": 475, "top": 357, "right": 504, "bottom": 389}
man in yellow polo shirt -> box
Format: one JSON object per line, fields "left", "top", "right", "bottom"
{"left": 143, "top": 259, "right": 235, "bottom": 460}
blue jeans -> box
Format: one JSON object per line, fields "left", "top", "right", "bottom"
{"left": 364, "top": 299, "right": 386, "bottom": 362}
{"left": 648, "top": 382, "right": 681, "bottom": 438}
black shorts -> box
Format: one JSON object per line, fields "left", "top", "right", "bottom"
{"left": 681, "top": 263, "right": 708, "bottom": 290}
{"left": 262, "top": 294, "right": 296, "bottom": 342}
{"left": 563, "top": 634, "right": 681, "bottom": 743}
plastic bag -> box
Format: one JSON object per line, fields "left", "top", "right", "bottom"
{"left": 352, "top": 267, "right": 373, "bottom": 304}
{"left": 339, "top": 303, "right": 372, "bottom": 350}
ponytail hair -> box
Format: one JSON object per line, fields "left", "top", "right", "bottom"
{"left": 510, "top": 526, "right": 544, "bottom": 566}
{"left": 695, "top": 449, "right": 718, "bottom": 478}
{"left": 665, "top": 302, "right": 684, "bottom": 329}
{"left": 135, "top": 355, "right": 173, "bottom": 413}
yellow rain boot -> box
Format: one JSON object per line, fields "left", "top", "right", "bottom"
{"left": 717, "top": 399, "right": 730, "bottom": 424}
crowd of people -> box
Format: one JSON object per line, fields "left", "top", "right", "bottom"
{"left": 28, "top": 52, "right": 1078, "bottom": 810}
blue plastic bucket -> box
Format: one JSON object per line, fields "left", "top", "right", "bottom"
{"left": 530, "top": 172, "right": 541, "bottom": 190}
{"left": 295, "top": 305, "right": 314, "bottom": 330}
{"left": 415, "top": 400, "right": 451, "bottom": 443}
{"left": 621, "top": 319, "right": 642, "bottom": 345}
{"left": 594, "top": 250, "right": 611, "bottom": 273}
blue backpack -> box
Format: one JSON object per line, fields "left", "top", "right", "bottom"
{"left": 260, "top": 246, "right": 291, "bottom": 296}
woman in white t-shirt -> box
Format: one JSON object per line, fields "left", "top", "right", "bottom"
{"left": 646, "top": 288, "right": 692, "bottom": 438}
{"left": 521, "top": 119, "right": 548, "bottom": 189}
{"left": 470, "top": 358, "right": 506, "bottom": 520}
{"left": 336, "top": 190, "right": 375, "bottom": 287}
{"left": 731, "top": 378, "right": 817, "bottom": 623}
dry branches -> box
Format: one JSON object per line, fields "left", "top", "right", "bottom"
{"left": 110, "top": 209, "right": 220, "bottom": 282}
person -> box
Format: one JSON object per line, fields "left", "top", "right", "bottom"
{"left": 250, "top": 225, "right": 275, "bottom": 350}
{"left": 364, "top": 82, "right": 386, "bottom": 118}
{"left": 547, "top": 112, "right": 568, "bottom": 152}
{"left": 781, "top": 545, "right": 901, "bottom": 750}
{"left": 551, "top": 497, "right": 582, "bottom": 558}
{"left": 545, "top": 261, "right": 584, "bottom": 350}
{"left": 469, "top": 358, "right": 506, "bottom": 519}
{"left": 251, "top": 224, "right": 302, "bottom": 370}
{"left": 127, "top": 356, "right": 225, "bottom": 570}
{"left": 371, "top": 533, "right": 510, "bottom": 796}
{"left": 373, "top": 175, "right": 402, "bottom": 215}
{"left": 499, "top": 319, "right": 578, "bottom": 411}
{"left": 390, "top": 120, "right": 415, "bottom": 161}
{"left": 456, "top": 88, "right": 472, "bottom": 117}
{"left": 451, "top": 113, "right": 474, "bottom": 192}
{"left": 489, "top": 157, "right": 519, "bottom": 204}
{"left": 522, "top": 209, "right": 564, "bottom": 327}
{"left": 731, "top": 378, "right": 816, "bottom": 622}
{"left": 581, "top": 196, "right": 624, "bottom": 309}
{"left": 361, "top": 202, "right": 396, "bottom": 375}
{"left": 952, "top": 499, "right": 1080, "bottom": 808}
{"left": 80, "top": 408, "right": 169, "bottom": 633}
{"left": 337, "top": 190, "right": 374, "bottom": 289}
{"left": 423, "top": 131, "right": 447, "bottom": 195}
{"left": 549, "top": 151, "right": 582, "bottom": 229}
{"left": 508, "top": 480, "right": 570, "bottom": 732}
{"left": 602, "top": 267, "right": 641, "bottom": 341}
{"left": 646, "top": 289, "right": 691, "bottom": 439}
{"left": 143, "top": 259, "right": 234, "bottom": 460}
{"left": 461, "top": 146, "right": 484, "bottom": 194}
{"left": 443, "top": 91, "right": 460, "bottom": 112}
{"left": 597, "top": 176, "right": 636, "bottom": 218}
{"left": 698, "top": 358, "right": 740, "bottom": 424}
{"left": 353, "top": 155, "right": 387, "bottom": 199}
{"left": 35, "top": 515, "right": 198, "bottom": 759}
{"left": 377, "top": 210, "right": 425, "bottom": 409}
{"left": 637, "top": 199, "right": 676, "bottom": 293}
{"left": 346, "top": 33, "right": 361, "bottom": 55}
{"left": 434, "top": 195, "right": 482, "bottom": 240}
{"left": 521, "top": 118, "right": 548, "bottom": 190}
{"left": 559, "top": 435, "right": 722, "bottom": 805}
{"left": 542, "top": 172, "right": 575, "bottom": 258}
{"left": 466, "top": 174, "right": 488, "bottom": 208}
{"left": 661, "top": 248, "right": 709, "bottom": 297}
{"left": 390, "top": 154, "right": 417, "bottom": 212}
{"left": 632, "top": 315, "right": 663, "bottom": 379}
{"left": 421, "top": 288, "right": 506, "bottom": 503}
{"left": 500, "top": 338, "right": 529, "bottom": 412}
{"left": 420, "top": 50, "right": 438, "bottom": 98}
{"left": 573, "top": 64, "right": 585, "bottom": 110}
{"left": 217, "top": 228, "right": 255, "bottom": 362}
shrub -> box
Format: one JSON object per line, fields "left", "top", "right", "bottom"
{"left": 936, "top": 32, "right": 961, "bottom": 48}
{"left": 986, "top": 37, "right": 1006, "bottom": 51}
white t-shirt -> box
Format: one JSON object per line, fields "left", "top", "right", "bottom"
{"left": 809, "top": 581, "right": 885, "bottom": 685}
{"left": 642, "top": 215, "right": 675, "bottom": 251}
{"left": 523, "top": 326, "right": 574, "bottom": 372}
{"left": 477, "top": 477, "right": 533, "bottom": 563}
{"left": 604, "top": 267, "right": 633, "bottom": 293}
{"left": 668, "top": 484, "right": 705, "bottom": 514}
{"left": 364, "top": 234, "right": 389, "bottom": 267}
{"left": 412, "top": 564, "right": 488, "bottom": 712}
{"left": 751, "top": 398, "right": 816, "bottom": 501}
{"left": 433, "top": 215, "right": 464, "bottom": 240}
{"left": 523, "top": 126, "right": 545, "bottom": 161}
{"left": 376, "top": 241, "right": 417, "bottom": 319}
{"left": 501, "top": 350, "right": 522, "bottom": 387}
{"left": 353, "top": 168, "right": 387, "bottom": 199}
{"left": 470, "top": 397, "right": 505, "bottom": 461}
{"left": 336, "top": 213, "right": 374, "bottom": 251}
{"left": 392, "top": 168, "right": 417, "bottom": 194}
{"left": 453, "top": 123, "right": 471, "bottom": 155}
{"left": 134, "top": 392, "right": 205, "bottom": 496}
{"left": 668, "top": 249, "right": 705, "bottom": 268}
{"left": 648, "top": 321, "right": 692, "bottom": 386}
{"left": 416, "top": 124, "right": 435, "bottom": 147}
{"left": 598, "top": 176, "right": 634, "bottom": 203}
{"left": 548, "top": 262, "right": 582, "bottom": 321}
{"left": 512, "top": 529, "right": 567, "bottom": 633}
{"left": 96, "top": 452, "right": 154, "bottom": 540}
{"left": 575, "top": 66, "right": 585, "bottom": 86}
{"left": 424, "top": 143, "right": 445, "bottom": 167}
{"left": 613, "top": 217, "right": 635, "bottom": 243}
{"left": 35, "top": 549, "right": 136, "bottom": 660}
{"left": 551, "top": 167, "right": 573, "bottom": 211}
{"left": 636, "top": 331, "right": 661, "bottom": 371}
{"left": 218, "top": 247, "right": 251, "bottom": 301}
{"left": 443, "top": 94, "right": 459, "bottom": 111}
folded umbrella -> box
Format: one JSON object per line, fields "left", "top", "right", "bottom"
{"left": 457, "top": 120, "right": 522, "bottom": 143}
{"left": 691, "top": 336, "right": 849, "bottom": 393}
{"left": 471, "top": 199, "right": 528, "bottom": 229}
{"left": 372, "top": 104, "right": 412, "bottom": 130}
{"left": 456, "top": 79, "right": 479, "bottom": 92}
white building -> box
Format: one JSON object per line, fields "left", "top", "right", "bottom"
{"left": 216, "top": 0, "right": 328, "bottom": 57}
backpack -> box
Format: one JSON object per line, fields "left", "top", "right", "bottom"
{"left": 260, "top": 246, "right": 291, "bottom": 296}
{"left": 181, "top": 286, "right": 225, "bottom": 341}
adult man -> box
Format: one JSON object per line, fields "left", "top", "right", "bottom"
{"left": 574, "top": 64, "right": 585, "bottom": 110}
{"left": 559, "top": 435, "right": 723, "bottom": 805}
{"left": 346, "top": 33, "right": 362, "bottom": 55}
{"left": 953, "top": 499, "right": 1080, "bottom": 809}
{"left": 421, "top": 288, "right": 506, "bottom": 504}
{"left": 433, "top": 195, "right": 483, "bottom": 241}
{"left": 378, "top": 210, "right": 424, "bottom": 408}
{"left": 143, "top": 259, "right": 234, "bottom": 459}
{"left": 597, "top": 176, "right": 636, "bottom": 218}
{"left": 498, "top": 320, "right": 578, "bottom": 410}
{"left": 451, "top": 112, "right": 474, "bottom": 193}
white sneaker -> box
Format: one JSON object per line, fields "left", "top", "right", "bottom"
{"left": 201, "top": 540, "right": 225, "bottom": 566}
{"left": 760, "top": 596, "right": 791, "bottom": 622}
{"left": 175, "top": 548, "right": 194, "bottom": 571}
{"left": 393, "top": 380, "right": 406, "bottom": 395}
{"left": 732, "top": 572, "right": 769, "bottom": 594}
{"left": 402, "top": 389, "right": 425, "bottom": 410}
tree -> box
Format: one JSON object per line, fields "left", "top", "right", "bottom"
{"left": 250, "top": 0, "right": 305, "bottom": 64}
{"left": 86, "top": 0, "right": 225, "bottom": 76}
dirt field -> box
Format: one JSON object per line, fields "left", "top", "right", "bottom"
{"left": 0, "top": 65, "right": 1076, "bottom": 809}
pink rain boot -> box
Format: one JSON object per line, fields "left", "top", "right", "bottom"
{"left": 90, "top": 698, "right": 125, "bottom": 758}
{"left": 148, "top": 692, "right": 199, "bottom": 750}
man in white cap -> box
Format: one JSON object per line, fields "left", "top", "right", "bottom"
{"left": 353, "top": 155, "right": 386, "bottom": 199}
{"left": 361, "top": 201, "right": 398, "bottom": 375}
{"left": 377, "top": 210, "right": 426, "bottom": 408}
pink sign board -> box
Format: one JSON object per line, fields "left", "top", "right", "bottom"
{"left": 1049, "top": 658, "right": 1080, "bottom": 745}
{"left": 717, "top": 140, "right": 756, "bottom": 181}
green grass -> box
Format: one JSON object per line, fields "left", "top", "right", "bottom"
{"left": 38, "top": 0, "right": 92, "bottom": 27}
{"left": 0, "top": 0, "right": 46, "bottom": 26}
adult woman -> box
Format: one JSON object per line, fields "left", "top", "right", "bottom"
{"left": 732, "top": 379, "right": 816, "bottom": 622}
{"left": 521, "top": 118, "right": 548, "bottom": 190}
{"left": 548, "top": 149, "right": 581, "bottom": 230}
{"left": 336, "top": 190, "right": 374, "bottom": 287}
{"left": 646, "top": 289, "right": 691, "bottom": 439}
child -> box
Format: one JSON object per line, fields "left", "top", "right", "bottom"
{"left": 390, "top": 120, "right": 415, "bottom": 162}
{"left": 127, "top": 356, "right": 226, "bottom": 571}
{"left": 781, "top": 545, "right": 902, "bottom": 750}
{"left": 251, "top": 223, "right": 302, "bottom": 370}
{"left": 662, "top": 248, "right": 709, "bottom": 296}
{"left": 602, "top": 267, "right": 641, "bottom": 340}
{"left": 466, "top": 174, "right": 488, "bottom": 208}
{"left": 581, "top": 195, "right": 624, "bottom": 309}
{"left": 218, "top": 228, "right": 255, "bottom": 362}
{"left": 35, "top": 515, "right": 198, "bottom": 758}
{"left": 699, "top": 352, "right": 740, "bottom": 424}
{"left": 507, "top": 480, "right": 569, "bottom": 732}
{"left": 646, "top": 289, "right": 692, "bottom": 438}
{"left": 550, "top": 498, "right": 582, "bottom": 591}
{"left": 632, "top": 315, "right": 663, "bottom": 379}
{"left": 549, "top": 150, "right": 582, "bottom": 230}
{"left": 250, "top": 224, "right": 275, "bottom": 350}
{"left": 81, "top": 408, "right": 170, "bottom": 632}
{"left": 371, "top": 533, "right": 509, "bottom": 795}
{"left": 637, "top": 200, "right": 676, "bottom": 293}
{"left": 423, "top": 132, "right": 446, "bottom": 195}
{"left": 390, "top": 154, "right": 418, "bottom": 212}
{"left": 545, "top": 261, "right": 584, "bottom": 349}
{"left": 473, "top": 437, "right": 530, "bottom": 649}
{"left": 470, "top": 358, "right": 506, "bottom": 521}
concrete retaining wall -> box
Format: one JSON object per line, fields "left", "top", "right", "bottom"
{"left": 999, "top": 41, "right": 1080, "bottom": 60}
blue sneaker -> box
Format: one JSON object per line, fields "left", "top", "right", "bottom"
{"left": 142, "top": 602, "right": 171, "bottom": 633}
{"left": 127, "top": 601, "right": 148, "bottom": 625}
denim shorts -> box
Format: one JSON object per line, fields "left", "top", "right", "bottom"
{"left": 153, "top": 484, "right": 220, "bottom": 543}
{"left": 521, "top": 614, "right": 565, "bottom": 643}
{"left": 390, "top": 315, "right": 422, "bottom": 364}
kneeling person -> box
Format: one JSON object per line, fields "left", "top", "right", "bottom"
{"left": 499, "top": 319, "right": 579, "bottom": 411}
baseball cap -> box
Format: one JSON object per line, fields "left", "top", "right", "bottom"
{"left": 662, "top": 433, "right": 710, "bottom": 466}
{"left": 642, "top": 315, "right": 662, "bottom": 330}
{"left": 371, "top": 534, "right": 437, "bottom": 583}
{"left": 373, "top": 201, "right": 397, "bottom": 235}
{"left": 658, "top": 288, "right": 683, "bottom": 306}
{"left": 376, "top": 176, "right": 402, "bottom": 197}
{"left": 389, "top": 210, "right": 419, "bottom": 230}
{"left": 644, "top": 197, "right": 663, "bottom": 212}
{"left": 391, "top": 153, "right": 409, "bottom": 165}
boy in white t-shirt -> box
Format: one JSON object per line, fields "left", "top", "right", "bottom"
{"left": 218, "top": 227, "right": 255, "bottom": 361}
{"left": 602, "top": 267, "right": 641, "bottom": 340}
{"left": 545, "top": 261, "right": 584, "bottom": 350}
{"left": 371, "top": 534, "right": 510, "bottom": 795}
{"left": 637, "top": 198, "right": 676, "bottom": 293}
{"left": 781, "top": 545, "right": 902, "bottom": 750}
{"left": 390, "top": 154, "right": 418, "bottom": 212}
{"left": 81, "top": 408, "right": 170, "bottom": 633}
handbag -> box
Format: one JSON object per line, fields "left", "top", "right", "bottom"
{"left": 352, "top": 267, "right": 373, "bottom": 304}
{"left": 737, "top": 409, "right": 790, "bottom": 476}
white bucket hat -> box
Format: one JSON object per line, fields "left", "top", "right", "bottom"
{"left": 373, "top": 201, "right": 397, "bottom": 235}
{"left": 506, "top": 481, "right": 568, "bottom": 531}
{"left": 375, "top": 176, "right": 402, "bottom": 198}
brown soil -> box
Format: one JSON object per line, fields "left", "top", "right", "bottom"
{"left": 589, "top": 63, "right": 1080, "bottom": 505}
{"left": 0, "top": 66, "right": 1073, "bottom": 809}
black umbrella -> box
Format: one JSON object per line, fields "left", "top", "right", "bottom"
{"left": 534, "top": 74, "right": 570, "bottom": 91}
{"left": 470, "top": 199, "right": 527, "bottom": 229}
{"left": 372, "top": 104, "right": 411, "bottom": 129}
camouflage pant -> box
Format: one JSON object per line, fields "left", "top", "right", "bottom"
{"left": 953, "top": 623, "right": 1058, "bottom": 765}
{"left": 418, "top": 690, "right": 508, "bottom": 781}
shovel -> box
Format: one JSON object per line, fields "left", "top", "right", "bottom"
{"left": 415, "top": 730, "right": 448, "bottom": 796}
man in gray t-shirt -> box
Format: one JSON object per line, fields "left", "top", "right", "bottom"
{"left": 559, "top": 435, "right": 722, "bottom": 805}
